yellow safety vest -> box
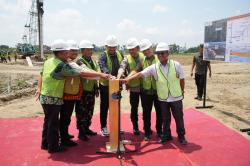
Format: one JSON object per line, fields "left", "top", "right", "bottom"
{"left": 41, "top": 57, "right": 65, "bottom": 98}
{"left": 155, "top": 60, "right": 182, "bottom": 100}
{"left": 127, "top": 52, "right": 144, "bottom": 88}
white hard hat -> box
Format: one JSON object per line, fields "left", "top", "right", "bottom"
{"left": 139, "top": 39, "right": 152, "bottom": 51}
{"left": 66, "top": 40, "right": 79, "bottom": 50}
{"left": 126, "top": 38, "right": 139, "bottom": 49}
{"left": 79, "top": 40, "right": 94, "bottom": 49}
{"left": 105, "top": 35, "right": 118, "bottom": 47}
{"left": 51, "top": 39, "right": 70, "bottom": 51}
{"left": 155, "top": 42, "right": 169, "bottom": 52}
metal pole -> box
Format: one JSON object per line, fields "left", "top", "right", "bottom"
{"left": 202, "top": 61, "right": 208, "bottom": 107}
{"left": 37, "top": 0, "right": 44, "bottom": 59}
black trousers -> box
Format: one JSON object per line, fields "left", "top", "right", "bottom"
{"left": 130, "top": 91, "right": 141, "bottom": 130}
{"left": 141, "top": 92, "right": 162, "bottom": 135}
{"left": 159, "top": 100, "right": 185, "bottom": 138}
{"left": 195, "top": 73, "right": 205, "bottom": 98}
{"left": 41, "top": 104, "right": 61, "bottom": 150}
{"left": 60, "top": 100, "right": 75, "bottom": 142}
{"left": 99, "top": 84, "right": 109, "bottom": 129}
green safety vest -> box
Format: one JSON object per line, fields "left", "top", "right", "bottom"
{"left": 41, "top": 57, "right": 65, "bottom": 98}
{"left": 155, "top": 60, "right": 182, "bottom": 100}
{"left": 142, "top": 55, "right": 158, "bottom": 90}
{"left": 80, "top": 57, "right": 98, "bottom": 92}
{"left": 100, "top": 50, "right": 123, "bottom": 86}
{"left": 127, "top": 52, "right": 144, "bottom": 88}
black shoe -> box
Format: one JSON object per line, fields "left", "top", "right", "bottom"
{"left": 78, "top": 133, "right": 90, "bottom": 141}
{"left": 133, "top": 129, "right": 140, "bottom": 135}
{"left": 157, "top": 132, "right": 162, "bottom": 138}
{"left": 159, "top": 136, "right": 173, "bottom": 144}
{"left": 86, "top": 128, "right": 97, "bottom": 136}
{"left": 198, "top": 97, "right": 202, "bottom": 101}
{"left": 48, "top": 146, "right": 66, "bottom": 153}
{"left": 67, "top": 134, "right": 74, "bottom": 139}
{"left": 178, "top": 136, "right": 187, "bottom": 145}
{"left": 194, "top": 96, "right": 199, "bottom": 99}
{"left": 61, "top": 140, "right": 78, "bottom": 147}
{"left": 144, "top": 135, "right": 151, "bottom": 141}
{"left": 41, "top": 145, "right": 48, "bottom": 150}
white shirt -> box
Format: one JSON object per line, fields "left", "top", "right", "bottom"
{"left": 141, "top": 60, "right": 184, "bottom": 102}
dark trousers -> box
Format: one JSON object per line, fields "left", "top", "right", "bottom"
{"left": 159, "top": 100, "right": 185, "bottom": 138}
{"left": 130, "top": 91, "right": 141, "bottom": 130}
{"left": 99, "top": 84, "right": 109, "bottom": 129}
{"left": 141, "top": 92, "right": 162, "bottom": 135}
{"left": 195, "top": 73, "right": 205, "bottom": 98}
{"left": 60, "top": 100, "right": 75, "bottom": 142}
{"left": 41, "top": 104, "right": 61, "bottom": 150}
{"left": 75, "top": 91, "right": 95, "bottom": 130}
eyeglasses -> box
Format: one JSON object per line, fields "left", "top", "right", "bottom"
{"left": 156, "top": 51, "right": 168, "bottom": 56}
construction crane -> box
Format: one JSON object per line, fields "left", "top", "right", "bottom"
{"left": 17, "top": 0, "right": 44, "bottom": 59}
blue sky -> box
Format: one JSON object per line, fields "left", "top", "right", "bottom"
{"left": 0, "top": 0, "right": 249, "bottom": 47}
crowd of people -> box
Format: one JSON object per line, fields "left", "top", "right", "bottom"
{"left": 36, "top": 35, "right": 211, "bottom": 153}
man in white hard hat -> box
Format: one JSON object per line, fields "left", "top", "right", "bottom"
{"left": 75, "top": 40, "right": 99, "bottom": 140}
{"left": 130, "top": 39, "right": 162, "bottom": 141}
{"left": 36, "top": 39, "right": 112, "bottom": 153}
{"left": 98, "top": 35, "right": 123, "bottom": 136}
{"left": 59, "top": 40, "right": 80, "bottom": 147}
{"left": 120, "top": 42, "right": 187, "bottom": 145}
{"left": 117, "top": 38, "right": 144, "bottom": 135}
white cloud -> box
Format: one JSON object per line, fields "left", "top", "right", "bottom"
{"left": 152, "top": 4, "right": 168, "bottom": 13}
{"left": 61, "top": 0, "right": 89, "bottom": 4}
{"left": 45, "top": 8, "right": 96, "bottom": 45}
{"left": 0, "top": 0, "right": 31, "bottom": 15}
{"left": 181, "top": 19, "right": 189, "bottom": 26}
{"left": 235, "top": 9, "right": 242, "bottom": 15}
{"left": 204, "top": 7, "right": 215, "bottom": 14}
{"left": 144, "top": 27, "right": 160, "bottom": 35}
{"left": 0, "top": 0, "right": 32, "bottom": 46}
{"left": 117, "top": 18, "right": 140, "bottom": 31}
{"left": 175, "top": 28, "right": 203, "bottom": 46}
{"left": 177, "top": 28, "right": 202, "bottom": 37}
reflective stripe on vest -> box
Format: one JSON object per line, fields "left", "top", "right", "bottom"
{"left": 41, "top": 57, "right": 65, "bottom": 98}
{"left": 155, "top": 60, "right": 182, "bottom": 100}
{"left": 100, "top": 50, "right": 123, "bottom": 86}
{"left": 142, "top": 55, "right": 158, "bottom": 90}
{"left": 81, "top": 57, "right": 98, "bottom": 91}
{"left": 127, "top": 52, "right": 144, "bottom": 88}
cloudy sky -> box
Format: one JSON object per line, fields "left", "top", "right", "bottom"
{"left": 0, "top": 0, "right": 249, "bottom": 47}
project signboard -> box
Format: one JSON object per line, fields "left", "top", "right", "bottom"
{"left": 204, "top": 13, "right": 250, "bottom": 63}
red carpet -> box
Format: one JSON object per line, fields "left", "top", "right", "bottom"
{"left": 0, "top": 108, "right": 249, "bottom": 166}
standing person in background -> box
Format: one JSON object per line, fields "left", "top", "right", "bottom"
{"left": 0, "top": 51, "right": 3, "bottom": 63}
{"left": 117, "top": 38, "right": 144, "bottom": 136}
{"left": 76, "top": 40, "right": 99, "bottom": 140}
{"left": 2, "top": 51, "right": 7, "bottom": 63}
{"left": 98, "top": 35, "right": 123, "bottom": 137}
{"left": 14, "top": 51, "right": 17, "bottom": 62}
{"left": 191, "top": 44, "right": 212, "bottom": 101}
{"left": 7, "top": 51, "right": 11, "bottom": 62}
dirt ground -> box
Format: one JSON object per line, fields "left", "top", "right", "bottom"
{"left": 0, "top": 58, "right": 249, "bottom": 139}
